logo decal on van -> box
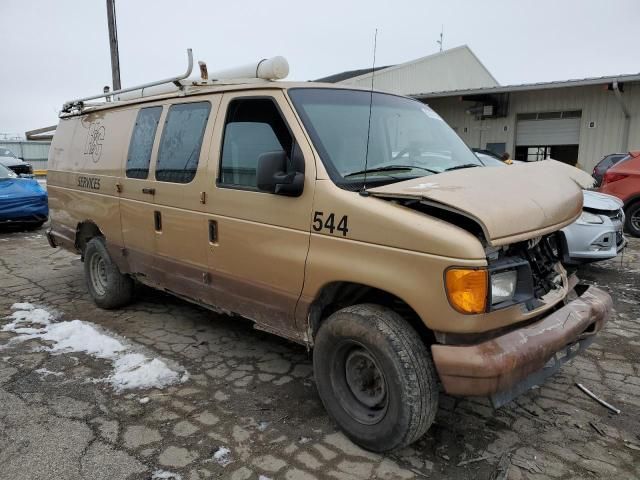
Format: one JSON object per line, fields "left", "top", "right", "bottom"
{"left": 77, "top": 175, "right": 101, "bottom": 190}
{"left": 84, "top": 122, "right": 106, "bottom": 163}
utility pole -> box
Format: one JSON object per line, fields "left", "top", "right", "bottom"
{"left": 106, "top": 0, "right": 121, "bottom": 91}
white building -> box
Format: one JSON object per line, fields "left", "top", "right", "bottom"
{"left": 318, "top": 45, "right": 498, "bottom": 95}
{"left": 318, "top": 46, "right": 640, "bottom": 172}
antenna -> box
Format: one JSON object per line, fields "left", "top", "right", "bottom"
{"left": 360, "top": 28, "right": 378, "bottom": 196}
{"left": 437, "top": 25, "right": 444, "bottom": 52}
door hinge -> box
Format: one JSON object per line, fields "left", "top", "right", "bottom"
{"left": 116, "top": 183, "right": 122, "bottom": 193}
{"left": 121, "top": 247, "right": 128, "bottom": 257}
{"left": 202, "top": 272, "right": 210, "bottom": 284}
{"left": 200, "top": 191, "right": 207, "bottom": 204}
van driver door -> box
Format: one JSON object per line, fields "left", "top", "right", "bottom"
{"left": 147, "top": 97, "right": 219, "bottom": 300}
{"left": 203, "top": 91, "right": 316, "bottom": 341}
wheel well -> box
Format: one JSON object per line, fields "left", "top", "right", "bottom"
{"left": 308, "top": 282, "right": 435, "bottom": 347}
{"left": 624, "top": 196, "right": 640, "bottom": 210}
{"left": 75, "top": 221, "right": 103, "bottom": 256}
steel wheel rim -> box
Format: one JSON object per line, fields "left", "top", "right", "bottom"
{"left": 331, "top": 342, "right": 389, "bottom": 425}
{"left": 345, "top": 349, "right": 387, "bottom": 408}
{"left": 89, "top": 254, "right": 108, "bottom": 296}
{"left": 631, "top": 210, "right": 640, "bottom": 231}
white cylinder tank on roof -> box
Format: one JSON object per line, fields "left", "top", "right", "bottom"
{"left": 115, "top": 56, "right": 289, "bottom": 101}
{"left": 208, "top": 56, "right": 289, "bottom": 81}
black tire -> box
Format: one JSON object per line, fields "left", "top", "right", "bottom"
{"left": 313, "top": 304, "right": 438, "bottom": 452}
{"left": 83, "top": 237, "right": 134, "bottom": 309}
{"left": 625, "top": 201, "right": 640, "bottom": 238}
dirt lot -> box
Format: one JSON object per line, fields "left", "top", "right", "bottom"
{"left": 0, "top": 227, "right": 639, "bottom": 480}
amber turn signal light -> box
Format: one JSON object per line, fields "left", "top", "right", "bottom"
{"left": 445, "top": 268, "right": 488, "bottom": 314}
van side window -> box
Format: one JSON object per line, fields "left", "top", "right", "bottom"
{"left": 126, "top": 106, "right": 162, "bottom": 179}
{"left": 219, "top": 98, "right": 293, "bottom": 188}
{"left": 156, "top": 102, "right": 211, "bottom": 183}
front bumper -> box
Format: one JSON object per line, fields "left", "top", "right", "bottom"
{"left": 431, "top": 285, "right": 611, "bottom": 404}
{"left": 562, "top": 216, "right": 626, "bottom": 263}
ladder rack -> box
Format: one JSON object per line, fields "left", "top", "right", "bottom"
{"left": 61, "top": 49, "right": 194, "bottom": 113}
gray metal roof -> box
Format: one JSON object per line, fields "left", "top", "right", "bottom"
{"left": 314, "top": 65, "right": 394, "bottom": 83}
{"left": 411, "top": 72, "right": 640, "bottom": 99}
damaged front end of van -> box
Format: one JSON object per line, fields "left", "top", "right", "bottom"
{"left": 367, "top": 161, "right": 612, "bottom": 406}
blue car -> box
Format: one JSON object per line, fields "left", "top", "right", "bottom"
{"left": 0, "top": 163, "right": 48, "bottom": 228}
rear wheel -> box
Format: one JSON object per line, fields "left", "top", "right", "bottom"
{"left": 84, "top": 237, "right": 134, "bottom": 309}
{"left": 625, "top": 201, "right": 640, "bottom": 238}
{"left": 313, "top": 304, "right": 438, "bottom": 452}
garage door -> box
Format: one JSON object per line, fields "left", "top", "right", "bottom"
{"left": 516, "top": 113, "right": 581, "bottom": 146}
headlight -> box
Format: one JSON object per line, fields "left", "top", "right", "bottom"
{"left": 491, "top": 270, "right": 518, "bottom": 304}
{"left": 445, "top": 268, "right": 488, "bottom": 314}
{"left": 578, "top": 211, "right": 604, "bottom": 224}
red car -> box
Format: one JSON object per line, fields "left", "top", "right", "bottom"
{"left": 599, "top": 150, "right": 640, "bottom": 237}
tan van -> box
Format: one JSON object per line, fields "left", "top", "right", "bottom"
{"left": 46, "top": 53, "right": 612, "bottom": 452}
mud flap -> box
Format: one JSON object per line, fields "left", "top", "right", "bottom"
{"left": 490, "top": 334, "right": 596, "bottom": 408}
{"left": 46, "top": 228, "right": 57, "bottom": 248}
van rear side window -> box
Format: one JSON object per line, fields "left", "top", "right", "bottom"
{"left": 156, "top": 102, "right": 211, "bottom": 184}
{"left": 126, "top": 106, "right": 162, "bottom": 179}
{"left": 219, "top": 98, "right": 292, "bottom": 188}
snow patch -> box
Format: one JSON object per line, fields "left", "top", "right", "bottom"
{"left": 110, "top": 355, "right": 180, "bottom": 392}
{"left": 35, "top": 368, "right": 63, "bottom": 377}
{"left": 151, "top": 470, "right": 182, "bottom": 480}
{"left": 139, "top": 396, "right": 150, "bottom": 404}
{"left": 11, "top": 302, "right": 35, "bottom": 311}
{"left": 212, "top": 446, "right": 233, "bottom": 466}
{"left": 3, "top": 303, "right": 187, "bottom": 392}
{"left": 42, "top": 320, "right": 127, "bottom": 358}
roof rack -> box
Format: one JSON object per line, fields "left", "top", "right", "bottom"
{"left": 61, "top": 48, "right": 194, "bottom": 114}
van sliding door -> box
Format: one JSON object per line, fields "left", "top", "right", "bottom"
{"left": 150, "top": 97, "right": 220, "bottom": 300}
{"left": 119, "top": 105, "right": 164, "bottom": 282}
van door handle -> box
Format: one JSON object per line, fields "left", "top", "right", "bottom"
{"left": 142, "top": 187, "right": 156, "bottom": 195}
{"left": 154, "top": 211, "right": 162, "bottom": 231}
{"left": 208, "top": 220, "right": 218, "bottom": 243}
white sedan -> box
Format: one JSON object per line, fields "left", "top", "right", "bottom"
{"left": 475, "top": 152, "right": 626, "bottom": 265}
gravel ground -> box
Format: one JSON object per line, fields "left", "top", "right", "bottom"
{"left": 0, "top": 225, "right": 639, "bottom": 480}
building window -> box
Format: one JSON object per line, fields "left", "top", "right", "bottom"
{"left": 219, "top": 98, "right": 293, "bottom": 189}
{"left": 156, "top": 102, "right": 211, "bottom": 184}
{"left": 515, "top": 145, "right": 579, "bottom": 165}
{"left": 126, "top": 106, "right": 162, "bottom": 179}
{"left": 516, "top": 110, "right": 582, "bottom": 120}
{"left": 486, "top": 142, "right": 506, "bottom": 155}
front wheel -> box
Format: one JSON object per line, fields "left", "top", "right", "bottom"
{"left": 625, "top": 201, "right": 640, "bottom": 238}
{"left": 84, "top": 237, "right": 134, "bottom": 309}
{"left": 313, "top": 304, "right": 438, "bottom": 452}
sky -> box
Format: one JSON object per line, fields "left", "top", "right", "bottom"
{"left": 1, "top": 0, "right": 639, "bottom": 136}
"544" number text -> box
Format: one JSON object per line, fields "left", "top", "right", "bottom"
{"left": 312, "top": 212, "right": 349, "bottom": 237}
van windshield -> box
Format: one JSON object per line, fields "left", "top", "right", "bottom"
{"left": 288, "top": 88, "right": 481, "bottom": 188}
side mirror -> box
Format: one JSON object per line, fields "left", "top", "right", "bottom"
{"left": 257, "top": 150, "right": 304, "bottom": 197}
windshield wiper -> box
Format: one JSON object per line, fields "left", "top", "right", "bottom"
{"left": 443, "top": 163, "right": 481, "bottom": 172}
{"left": 344, "top": 165, "right": 438, "bottom": 178}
